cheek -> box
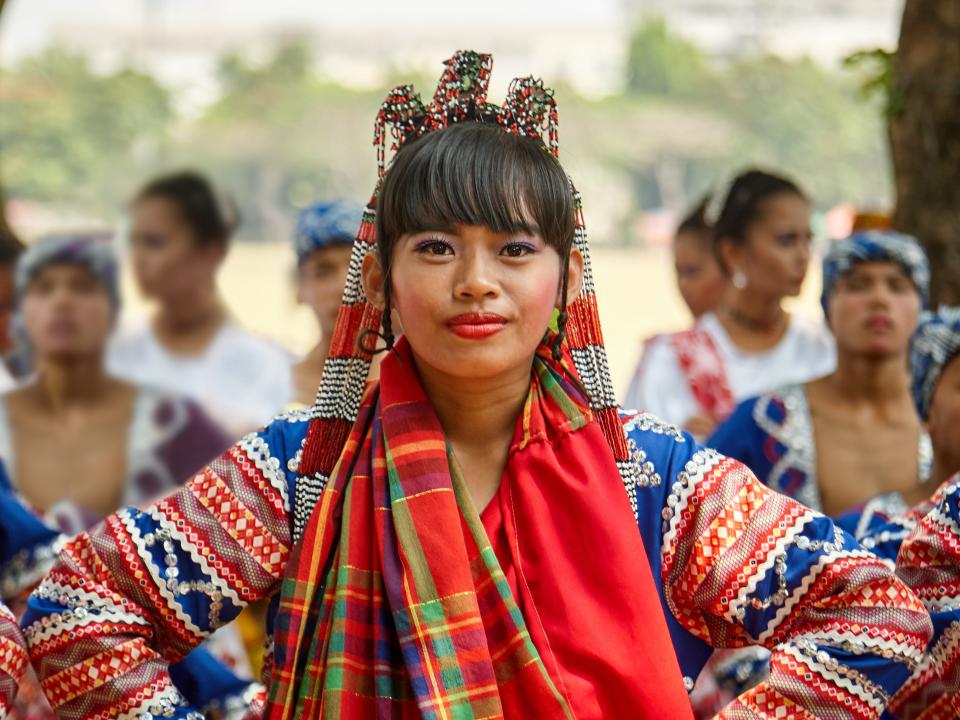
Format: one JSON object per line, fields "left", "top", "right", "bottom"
{"left": 80, "top": 300, "right": 113, "bottom": 337}
{"left": 511, "top": 269, "right": 562, "bottom": 333}
{"left": 21, "top": 301, "right": 44, "bottom": 338}
{"left": 390, "top": 272, "right": 440, "bottom": 334}
{"left": 894, "top": 295, "right": 921, "bottom": 329}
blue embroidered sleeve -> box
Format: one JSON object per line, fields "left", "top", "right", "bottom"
{"left": 625, "top": 411, "right": 932, "bottom": 719}
{"left": 22, "top": 413, "right": 310, "bottom": 720}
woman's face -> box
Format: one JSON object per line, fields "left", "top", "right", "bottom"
{"left": 129, "top": 197, "right": 222, "bottom": 302}
{"left": 22, "top": 264, "right": 113, "bottom": 363}
{"left": 364, "top": 224, "right": 582, "bottom": 382}
{"left": 297, "top": 245, "right": 354, "bottom": 338}
{"left": 827, "top": 261, "right": 921, "bottom": 359}
{"left": 673, "top": 231, "right": 726, "bottom": 319}
{"left": 725, "top": 193, "right": 812, "bottom": 300}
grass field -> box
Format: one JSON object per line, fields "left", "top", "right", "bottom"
{"left": 121, "top": 243, "right": 824, "bottom": 395}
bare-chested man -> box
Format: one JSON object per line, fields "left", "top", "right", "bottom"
{"left": 0, "top": 234, "right": 229, "bottom": 526}
{"left": 709, "top": 230, "right": 930, "bottom": 518}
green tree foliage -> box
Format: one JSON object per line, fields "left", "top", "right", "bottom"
{"left": 0, "top": 25, "right": 894, "bottom": 243}
{"left": 179, "top": 41, "right": 380, "bottom": 241}
{"left": 0, "top": 48, "right": 172, "bottom": 214}
{"left": 623, "top": 18, "right": 890, "bottom": 212}
{"left": 626, "top": 17, "right": 712, "bottom": 98}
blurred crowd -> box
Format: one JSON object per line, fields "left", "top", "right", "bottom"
{"left": 0, "top": 162, "right": 957, "bottom": 718}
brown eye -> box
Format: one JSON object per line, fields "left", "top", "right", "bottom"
{"left": 501, "top": 242, "right": 534, "bottom": 258}
{"left": 415, "top": 239, "right": 453, "bottom": 256}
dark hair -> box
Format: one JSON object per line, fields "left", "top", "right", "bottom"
{"left": 0, "top": 226, "right": 25, "bottom": 268}
{"left": 713, "top": 169, "right": 806, "bottom": 269}
{"left": 135, "top": 171, "right": 236, "bottom": 247}
{"left": 375, "top": 122, "right": 576, "bottom": 358}
{"left": 675, "top": 194, "right": 712, "bottom": 249}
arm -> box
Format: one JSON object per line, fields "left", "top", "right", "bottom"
{"left": 645, "top": 424, "right": 932, "bottom": 719}
{"left": 22, "top": 421, "right": 304, "bottom": 720}
{"left": 887, "top": 477, "right": 960, "bottom": 717}
{"left": 0, "top": 601, "right": 27, "bottom": 717}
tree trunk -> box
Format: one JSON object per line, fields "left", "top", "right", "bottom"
{"left": 0, "top": 0, "right": 15, "bottom": 243}
{"left": 890, "top": 0, "right": 960, "bottom": 306}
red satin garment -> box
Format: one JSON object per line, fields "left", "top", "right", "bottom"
{"left": 480, "top": 410, "right": 694, "bottom": 720}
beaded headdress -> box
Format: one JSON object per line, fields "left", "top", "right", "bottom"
{"left": 292, "top": 50, "right": 638, "bottom": 539}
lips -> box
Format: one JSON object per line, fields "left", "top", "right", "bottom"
{"left": 446, "top": 312, "right": 508, "bottom": 340}
{"left": 866, "top": 316, "right": 893, "bottom": 332}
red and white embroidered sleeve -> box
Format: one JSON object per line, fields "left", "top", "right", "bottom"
{"left": 0, "top": 601, "right": 28, "bottom": 717}
{"left": 886, "top": 478, "right": 960, "bottom": 718}
{"left": 660, "top": 446, "right": 933, "bottom": 720}
{"left": 23, "top": 432, "right": 293, "bottom": 720}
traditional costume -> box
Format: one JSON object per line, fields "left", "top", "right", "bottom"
{"left": 24, "top": 52, "right": 931, "bottom": 720}
{"left": 0, "top": 458, "right": 260, "bottom": 720}
{"left": 709, "top": 230, "right": 932, "bottom": 515}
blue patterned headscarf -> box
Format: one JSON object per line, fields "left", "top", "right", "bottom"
{"left": 821, "top": 230, "right": 930, "bottom": 316}
{"left": 293, "top": 201, "right": 363, "bottom": 266}
{"left": 8, "top": 234, "right": 119, "bottom": 376}
{"left": 14, "top": 234, "right": 119, "bottom": 312}
{"left": 911, "top": 307, "right": 960, "bottom": 420}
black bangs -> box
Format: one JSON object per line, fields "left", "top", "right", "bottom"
{"left": 376, "top": 122, "right": 575, "bottom": 262}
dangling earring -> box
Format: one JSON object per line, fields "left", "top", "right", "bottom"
{"left": 732, "top": 269, "right": 748, "bottom": 289}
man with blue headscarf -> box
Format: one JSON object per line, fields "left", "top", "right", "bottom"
{"left": 838, "top": 307, "right": 960, "bottom": 717}
{"left": 711, "top": 230, "right": 932, "bottom": 517}
{"left": 290, "top": 200, "right": 364, "bottom": 405}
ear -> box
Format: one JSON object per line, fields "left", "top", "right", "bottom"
{"left": 560, "top": 248, "right": 585, "bottom": 307}
{"left": 716, "top": 236, "right": 739, "bottom": 276}
{"left": 361, "top": 252, "right": 386, "bottom": 310}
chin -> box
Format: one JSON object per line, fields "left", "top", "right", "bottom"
{"left": 419, "top": 343, "right": 532, "bottom": 380}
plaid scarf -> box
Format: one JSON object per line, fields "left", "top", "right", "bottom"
{"left": 268, "top": 337, "right": 689, "bottom": 718}
{"left": 268, "top": 50, "right": 692, "bottom": 718}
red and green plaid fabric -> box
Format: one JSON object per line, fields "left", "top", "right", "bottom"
{"left": 268, "top": 337, "right": 574, "bottom": 718}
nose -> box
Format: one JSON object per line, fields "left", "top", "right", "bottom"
{"left": 867, "top": 282, "right": 893, "bottom": 308}
{"left": 797, "top": 238, "right": 812, "bottom": 268}
{"left": 453, "top": 250, "right": 500, "bottom": 300}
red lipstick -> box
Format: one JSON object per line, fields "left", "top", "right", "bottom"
{"left": 446, "top": 312, "right": 507, "bottom": 339}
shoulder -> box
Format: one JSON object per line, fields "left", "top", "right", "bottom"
{"left": 252, "top": 408, "right": 316, "bottom": 488}
{"left": 619, "top": 409, "right": 697, "bottom": 482}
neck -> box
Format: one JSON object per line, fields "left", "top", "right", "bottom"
{"left": 721, "top": 287, "right": 784, "bottom": 331}
{"left": 825, "top": 351, "right": 911, "bottom": 407}
{"left": 413, "top": 354, "right": 531, "bottom": 452}
{"left": 31, "top": 357, "right": 110, "bottom": 414}
{"left": 156, "top": 286, "right": 225, "bottom": 334}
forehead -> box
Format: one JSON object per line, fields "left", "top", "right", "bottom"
{"left": 28, "top": 261, "right": 104, "bottom": 287}
{"left": 300, "top": 244, "right": 353, "bottom": 266}
{"left": 839, "top": 259, "right": 910, "bottom": 281}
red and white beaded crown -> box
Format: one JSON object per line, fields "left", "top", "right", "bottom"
{"left": 291, "top": 50, "right": 639, "bottom": 541}
{"left": 373, "top": 50, "right": 559, "bottom": 178}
